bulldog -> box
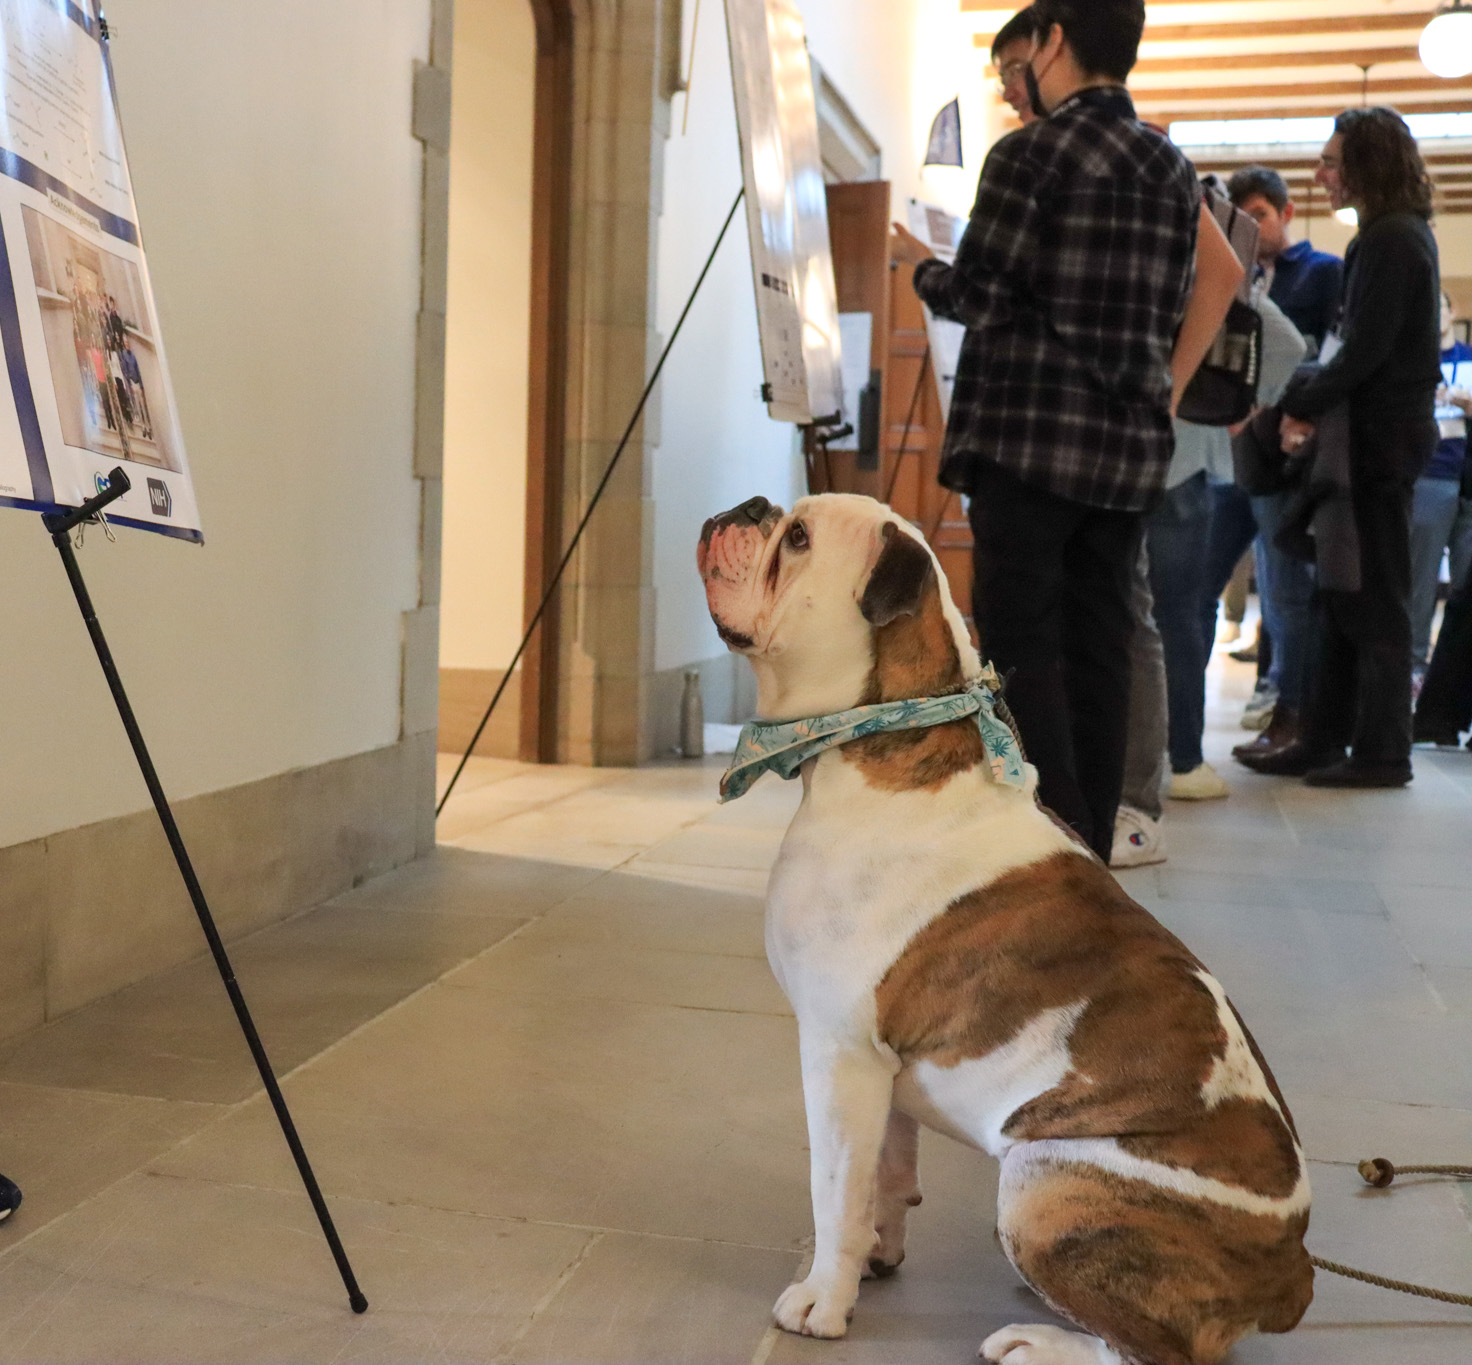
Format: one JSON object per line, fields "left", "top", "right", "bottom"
{"left": 696, "top": 493, "right": 1312, "bottom": 1365}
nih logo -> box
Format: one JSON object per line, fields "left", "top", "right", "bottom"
{"left": 147, "top": 478, "right": 172, "bottom": 517}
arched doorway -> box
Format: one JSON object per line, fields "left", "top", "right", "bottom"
{"left": 438, "top": 0, "right": 572, "bottom": 765}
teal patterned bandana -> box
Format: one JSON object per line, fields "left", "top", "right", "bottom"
{"left": 719, "top": 673, "right": 1028, "bottom": 802}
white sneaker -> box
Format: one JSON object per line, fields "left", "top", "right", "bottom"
{"left": 1169, "top": 762, "right": 1230, "bottom": 800}
{"left": 1241, "top": 683, "right": 1279, "bottom": 731}
{"left": 1111, "top": 806, "right": 1166, "bottom": 868}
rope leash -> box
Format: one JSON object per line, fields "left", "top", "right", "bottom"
{"left": 1310, "top": 1158, "right": 1472, "bottom": 1307}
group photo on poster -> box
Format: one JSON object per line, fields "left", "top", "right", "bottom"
{"left": 0, "top": 0, "right": 199, "bottom": 538}
{"left": 21, "top": 205, "right": 181, "bottom": 475}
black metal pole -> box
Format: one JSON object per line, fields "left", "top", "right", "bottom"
{"left": 42, "top": 470, "right": 368, "bottom": 1315}
{"left": 436, "top": 185, "right": 746, "bottom": 816}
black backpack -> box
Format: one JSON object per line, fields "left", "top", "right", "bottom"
{"left": 1176, "top": 188, "right": 1263, "bottom": 427}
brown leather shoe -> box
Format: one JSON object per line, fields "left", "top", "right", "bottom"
{"left": 1237, "top": 739, "right": 1342, "bottom": 776}
{"left": 1233, "top": 706, "right": 1299, "bottom": 763}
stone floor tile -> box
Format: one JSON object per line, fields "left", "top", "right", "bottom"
{"left": 1425, "top": 964, "right": 1472, "bottom": 1016}
{"left": 1153, "top": 867, "right": 1389, "bottom": 915}
{"left": 434, "top": 765, "right": 623, "bottom": 842}
{"left": 533, "top": 871, "right": 766, "bottom": 958}
{"left": 329, "top": 846, "right": 605, "bottom": 918}
{"left": 0, "top": 902, "right": 524, "bottom": 1103}
{"left": 1378, "top": 882, "right": 1472, "bottom": 969}
{"left": 620, "top": 861, "right": 773, "bottom": 895}
{"left": 511, "top": 1231, "right": 799, "bottom": 1364}
{"left": 434, "top": 752, "right": 530, "bottom": 800}
{"left": 443, "top": 925, "right": 792, "bottom": 1015}
{"left": 0, "top": 1173, "right": 591, "bottom": 1364}
{"left": 448, "top": 825, "right": 645, "bottom": 869}
{"left": 1232, "top": 1325, "right": 1472, "bottom": 1363}
{"left": 636, "top": 825, "right": 786, "bottom": 872}
{"left": 0, "top": 1082, "right": 220, "bottom": 1233}
{"left": 150, "top": 988, "right": 812, "bottom": 1250}
{"left": 1300, "top": 1158, "right": 1472, "bottom": 1326}
{"left": 1290, "top": 1092, "right": 1472, "bottom": 1168}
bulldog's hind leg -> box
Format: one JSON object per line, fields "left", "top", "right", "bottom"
{"left": 774, "top": 1038, "right": 898, "bottom": 1338}
{"left": 866, "top": 1108, "right": 921, "bottom": 1278}
{"left": 989, "top": 1149, "right": 1311, "bottom": 1365}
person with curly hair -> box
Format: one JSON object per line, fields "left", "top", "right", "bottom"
{"left": 1241, "top": 108, "right": 1441, "bottom": 787}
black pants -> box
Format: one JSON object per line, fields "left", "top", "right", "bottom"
{"left": 1417, "top": 581, "right": 1472, "bottom": 733}
{"left": 968, "top": 461, "right": 1142, "bottom": 860}
{"left": 1303, "top": 420, "right": 1435, "bottom": 767}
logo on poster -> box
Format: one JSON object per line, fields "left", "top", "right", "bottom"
{"left": 147, "top": 478, "right": 171, "bottom": 517}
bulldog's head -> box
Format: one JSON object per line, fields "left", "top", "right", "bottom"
{"left": 697, "top": 493, "right": 981, "bottom": 721}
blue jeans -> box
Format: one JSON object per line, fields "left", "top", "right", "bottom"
{"left": 1147, "top": 473, "right": 1212, "bottom": 773}
{"left": 1251, "top": 491, "right": 1316, "bottom": 710}
{"left": 1410, "top": 476, "right": 1472, "bottom": 664}
{"left": 1199, "top": 481, "right": 1259, "bottom": 658}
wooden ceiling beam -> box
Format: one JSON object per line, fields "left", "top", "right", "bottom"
{"left": 974, "top": 11, "right": 1435, "bottom": 47}
{"left": 1133, "top": 77, "right": 1465, "bottom": 105}
{"left": 1132, "top": 46, "right": 1423, "bottom": 74}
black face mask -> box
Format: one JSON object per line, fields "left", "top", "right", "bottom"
{"left": 1023, "top": 56, "right": 1048, "bottom": 119}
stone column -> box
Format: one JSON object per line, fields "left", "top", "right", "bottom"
{"left": 550, "top": 0, "right": 679, "bottom": 765}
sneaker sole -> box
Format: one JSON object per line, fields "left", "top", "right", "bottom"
{"left": 1110, "top": 851, "right": 1167, "bottom": 868}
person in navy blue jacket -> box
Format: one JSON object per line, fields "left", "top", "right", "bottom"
{"left": 1228, "top": 165, "right": 1343, "bottom": 357}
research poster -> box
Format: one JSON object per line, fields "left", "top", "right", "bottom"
{"left": 0, "top": 0, "right": 200, "bottom": 540}
{"left": 907, "top": 198, "right": 967, "bottom": 423}
{"left": 724, "top": 0, "right": 842, "bottom": 426}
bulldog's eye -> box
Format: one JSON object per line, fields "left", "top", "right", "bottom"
{"left": 786, "top": 521, "right": 809, "bottom": 551}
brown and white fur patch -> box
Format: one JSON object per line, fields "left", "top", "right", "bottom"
{"left": 697, "top": 494, "right": 1312, "bottom": 1365}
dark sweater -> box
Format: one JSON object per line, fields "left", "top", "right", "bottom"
{"left": 1281, "top": 211, "right": 1440, "bottom": 428}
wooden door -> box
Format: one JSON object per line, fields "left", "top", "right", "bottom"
{"left": 814, "top": 184, "right": 974, "bottom": 628}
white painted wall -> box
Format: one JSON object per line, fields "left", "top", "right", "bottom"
{"left": 0, "top": 1, "right": 428, "bottom": 848}
{"left": 651, "top": 0, "right": 985, "bottom": 676}
{"left": 441, "top": 0, "right": 534, "bottom": 672}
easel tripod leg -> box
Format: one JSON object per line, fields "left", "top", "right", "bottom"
{"left": 42, "top": 478, "right": 368, "bottom": 1314}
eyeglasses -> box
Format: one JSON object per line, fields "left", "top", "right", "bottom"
{"left": 997, "top": 59, "right": 1029, "bottom": 88}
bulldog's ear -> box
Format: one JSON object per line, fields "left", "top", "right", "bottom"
{"left": 860, "top": 523, "right": 934, "bottom": 627}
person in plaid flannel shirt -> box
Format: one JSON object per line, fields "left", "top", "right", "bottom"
{"left": 892, "top": 0, "right": 1241, "bottom": 859}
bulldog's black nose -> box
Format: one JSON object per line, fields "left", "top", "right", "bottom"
{"left": 701, "top": 496, "right": 779, "bottom": 546}
{"left": 734, "top": 496, "right": 771, "bottom": 525}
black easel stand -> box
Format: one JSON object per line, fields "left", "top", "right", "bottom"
{"left": 42, "top": 469, "right": 368, "bottom": 1315}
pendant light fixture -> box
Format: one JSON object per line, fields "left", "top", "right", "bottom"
{"left": 1421, "top": 2, "right": 1472, "bottom": 80}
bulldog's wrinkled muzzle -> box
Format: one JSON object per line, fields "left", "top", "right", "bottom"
{"left": 698, "top": 496, "right": 786, "bottom": 651}
{"left": 699, "top": 496, "right": 782, "bottom": 551}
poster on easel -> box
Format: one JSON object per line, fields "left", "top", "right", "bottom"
{"left": 724, "top": 0, "right": 842, "bottom": 427}
{"left": 0, "top": 0, "right": 200, "bottom": 541}
{"left": 907, "top": 197, "right": 966, "bottom": 424}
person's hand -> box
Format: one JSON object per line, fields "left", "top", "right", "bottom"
{"left": 1451, "top": 386, "right": 1472, "bottom": 415}
{"left": 1279, "top": 415, "right": 1315, "bottom": 453}
{"left": 1227, "top": 406, "right": 1260, "bottom": 438}
{"left": 891, "top": 223, "right": 935, "bottom": 267}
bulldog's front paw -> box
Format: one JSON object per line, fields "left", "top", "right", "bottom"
{"left": 773, "top": 1276, "right": 856, "bottom": 1338}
